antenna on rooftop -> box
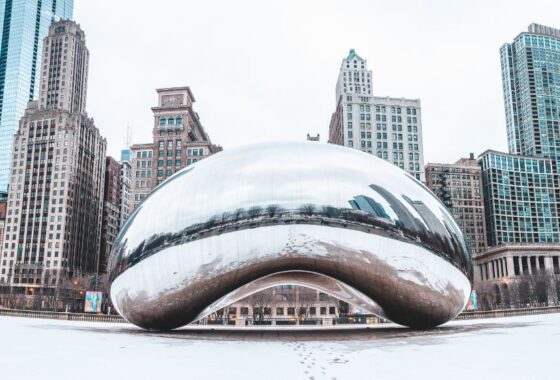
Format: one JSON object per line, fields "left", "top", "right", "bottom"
{"left": 125, "top": 124, "right": 132, "bottom": 148}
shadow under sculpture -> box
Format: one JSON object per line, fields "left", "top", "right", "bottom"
{"left": 108, "top": 141, "right": 473, "bottom": 330}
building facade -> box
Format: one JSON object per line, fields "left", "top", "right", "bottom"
{"left": 129, "top": 87, "right": 222, "bottom": 211}
{"left": 99, "top": 157, "right": 121, "bottom": 274}
{"left": 473, "top": 244, "right": 560, "bottom": 309}
{"left": 0, "top": 194, "right": 6, "bottom": 259}
{"left": 0, "top": 0, "right": 74, "bottom": 191}
{"left": 328, "top": 49, "right": 425, "bottom": 181}
{"left": 129, "top": 143, "right": 153, "bottom": 211}
{"left": 119, "top": 148, "right": 131, "bottom": 227}
{"left": 425, "top": 154, "right": 487, "bottom": 254}
{"left": 223, "top": 286, "right": 346, "bottom": 326}
{"left": 501, "top": 24, "right": 560, "bottom": 160}
{"left": 151, "top": 87, "right": 221, "bottom": 186}
{"left": 479, "top": 150, "right": 560, "bottom": 247}
{"left": 0, "top": 20, "right": 106, "bottom": 292}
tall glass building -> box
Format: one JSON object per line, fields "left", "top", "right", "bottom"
{"left": 0, "top": 0, "right": 73, "bottom": 191}
{"left": 500, "top": 24, "right": 560, "bottom": 160}
{"left": 479, "top": 150, "right": 560, "bottom": 246}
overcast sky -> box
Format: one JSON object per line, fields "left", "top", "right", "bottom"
{"left": 74, "top": 0, "right": 560, "bottom": 163}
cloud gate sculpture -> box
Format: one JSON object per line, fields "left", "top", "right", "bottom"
{"left": 109, "top": 141, "right": 472, "bottom": 330}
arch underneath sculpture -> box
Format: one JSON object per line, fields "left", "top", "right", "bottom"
{"left": 194, "top": 271, "right": 387, "bottom": 322}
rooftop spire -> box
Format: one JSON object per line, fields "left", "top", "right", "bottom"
{"left": 346, "top": 48, "right": 364, "bottom": 62}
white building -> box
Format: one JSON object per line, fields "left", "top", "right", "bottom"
{"left": 119, "top": 149, "right": 132, "bottom": 227}
{"left": 329, "top": 49, "right": 425, "bottom": 182}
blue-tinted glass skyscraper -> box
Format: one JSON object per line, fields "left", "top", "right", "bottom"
{"left": 500, "top": 24, "right": 560, "bottom": 160}
{"left": 0, "top": 0, "right": 73, "bottom": 191}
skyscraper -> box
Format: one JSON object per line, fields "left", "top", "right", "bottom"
{"left": 0, "top": 20, "right": 106, "bottom": 291}
{"left": 478, "top": 150, "right": 560, "bottom": 246}
{"left": 328, "top": 49, "right": 425, "bottom": 181}
{"left": 0, "top": 0, "right": 73, "bottom": 191}
{"left": 501, "top": 24, "right": 560, "bottom": 160}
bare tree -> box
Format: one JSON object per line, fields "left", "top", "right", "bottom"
{"left": 247, "top": 206, "right": 263, "bottom": 219}
{"left": 300, "top": 204, "right": 316, "bottom": 216}
{"left": 248, "top": 289, "right": 273, "bottom": 324}
{"left": 266, "top": 204, "right": 283, "bottom": 218}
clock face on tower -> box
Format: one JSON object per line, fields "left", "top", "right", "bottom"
{"left": 161, "top": 95, "right": 184, "bottom": 107}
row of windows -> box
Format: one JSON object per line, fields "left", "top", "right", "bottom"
{"left": 159, "top": 116, "right": 183, "bottom": 126}
{"left": 347, "top": 104, "right": 418, "bottom": 115}
{"left": 135, "top": 150, "right": 153, "bottom": 159}
{"left": 229, "top": 306, "right": 337, "bottom": 316}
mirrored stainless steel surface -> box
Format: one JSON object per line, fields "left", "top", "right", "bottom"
{"left": 109, "top": 141, "right": 472, "bottom": 330}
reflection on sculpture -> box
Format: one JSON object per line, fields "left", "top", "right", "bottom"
{"left": 109, "top": 141, "right": 472, "bottom": 330}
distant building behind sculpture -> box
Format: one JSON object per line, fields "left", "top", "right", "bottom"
{"left": 119, "top": 149, "right": 132, "bottom": 227}
{"left": 99, "top": 157, "right": 122, "bottom": 274}
{"left": 425, "top": 154, "right": 487, "bottom": 254}
{"left": 130, "top": 143, "right": 154, "bottom": 211}
{"left": 216, "top": 286, "right": 347, "bottom": 326}
{"left": 129, "top": 87, "right": 222, "bottom": 211}
{"left": 478, "top": 150, "right": 560, "bottom": 247}
{"left": 501, "top": 24, "right": 560, "bottom": 162}
{"left": 473, "top": 244, "right": 560, "bottom": 309}
{"left": 328, "top": 49, "right": 425, "bottom": 181}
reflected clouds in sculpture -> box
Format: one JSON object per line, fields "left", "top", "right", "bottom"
{"left": 109, "top": 141, "right": 472, "bottom": 330}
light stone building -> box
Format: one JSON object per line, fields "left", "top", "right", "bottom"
{"left": 329, "top": 49, "right": 425, "bottom": 181}
{"left": 119, "top": 149, "right": 132, "bottom": 227}
{"left": 0, "top": 21, "right": 106, "bottom": 292}
{"left": 473, "top": 244, "right": 560, "bottom": 308}
{"left": 129, "top": 143, "right": 153, "bottom": 211}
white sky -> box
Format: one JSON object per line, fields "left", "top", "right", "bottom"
{"left": 74, "top": 0, "right": 560, "bottom": 164}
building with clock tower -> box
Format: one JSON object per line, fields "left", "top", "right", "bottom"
{"left": 129, "top": 87, "right": 222, "bottom": 211}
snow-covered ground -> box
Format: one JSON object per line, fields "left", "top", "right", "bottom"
{"left": 0, "top": 313, "right": 558, "bottom": 380}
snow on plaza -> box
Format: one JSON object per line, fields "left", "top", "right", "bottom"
{"left": 1, "top": 313, "right": 559, "bottom": 380}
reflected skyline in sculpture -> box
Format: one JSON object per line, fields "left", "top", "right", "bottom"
{"left": 109, "top": 141, "right": 472, "bottom": 330}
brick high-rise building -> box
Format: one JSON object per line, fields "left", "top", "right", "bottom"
{"left": 328, "top": 49, "right": 425, "bottom": 181}
{"left": 152, "top": 87, "right": 221, "bottom": 186}
{"left": 0, "top": 20, "right": 106, "bottom": 291}
{"left": 129, "top": 87, "right": 222, "bottom": 211}
{"left": 99, "top": 157, "right": 121, "bottom": 274}
{"left": 425, "top": 154, "right": 487, "bottom": 255}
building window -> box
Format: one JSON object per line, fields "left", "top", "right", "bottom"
{"left": 160, "top": 117, "right": 166, "bottom": 126}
